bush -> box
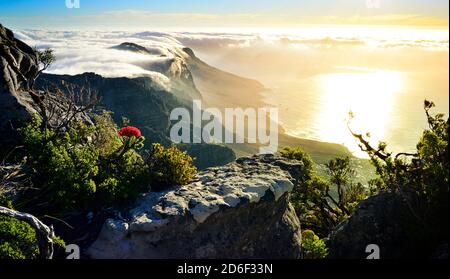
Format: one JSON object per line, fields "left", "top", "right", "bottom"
{"left": 0, "top": 215, "right": 39, "bottom": 259}
{"left": 147, "top": 143, "right": 197, "bottom": 191}
{"left": 51, "top": 235, "right": 67, "bottom": 259}
{"left": 20, "top": 115, "right": 98, "bottom": 210}
{"left": 279, "top": 146, "right": 314, "bottom": 183}
{"left": 18, "top": 114, "right": 149, "bottom": 212}
{"left": 352, "top": 100, "right": 448, "bottom": 199}
{"left": 324, "top": 157, "right": 368, "bottom": 214}
{"left": 96, "top": 123, "right": 149, "bottom": 204}
{"left": 301, "top": 230, "right": 328, "bottom": 259}
{"left": 351, "top": 100, "right": 449, "bottom": 244}
{"left": 279, "top": 147, "right": 368, "bottom": 237}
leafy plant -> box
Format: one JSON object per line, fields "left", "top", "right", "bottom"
{"left": 279, "top": 147, "right": 368, "bottom": 237}
{"left": 325, "top": 157, "right": 367, "bottom": 214}
{"left": 147, "top": 143, "right": 197, "bottom": 191}
{"left": 301, "top": 229, "right": 329, "bottom": 259}
{"left": 30, "top": 47, "right": 55, "bottom": 88}
{"left": 350, "top": 100, "right": 449, "bottom": 244}
{"left": 17, "top": 113, "right": 149, "bottom": 212}
{"left": 0, "top": 215, "right": 39, "bottom": 259}
{"left": 279, "top": 146, "right": 314, "bottom": 184}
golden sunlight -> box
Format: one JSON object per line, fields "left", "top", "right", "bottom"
{"left": 315, "top": 70, "right": 403, "bottom": 157}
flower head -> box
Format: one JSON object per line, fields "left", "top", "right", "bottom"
{"left": 118, "top": 126, "right": 142, "bottom": 138}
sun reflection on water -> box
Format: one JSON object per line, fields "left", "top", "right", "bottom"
{"left": 315, "top": 70, "right": 403, "bottom": 157}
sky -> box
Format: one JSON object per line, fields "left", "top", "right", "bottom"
{"left": 0, "top": 0, "right": 448, "bottom": 30}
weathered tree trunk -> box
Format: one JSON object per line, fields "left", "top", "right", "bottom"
{"left": 0, "top": 206, "right": 54, "bottom": 259}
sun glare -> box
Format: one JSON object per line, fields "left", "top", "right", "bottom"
{"left": 315, "top": 70, "right": 403, "bottom": 157}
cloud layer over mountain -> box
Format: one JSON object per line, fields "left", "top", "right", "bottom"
{"left": 13, "top": 27, "right": 448, "bottom": 86}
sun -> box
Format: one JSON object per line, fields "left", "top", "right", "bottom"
{"left": 315, "top": 69, "right": 403, "bottom": 157}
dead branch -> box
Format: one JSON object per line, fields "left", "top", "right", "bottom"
{"left": 30, "top": 80, "right": 98, "bottom": 135}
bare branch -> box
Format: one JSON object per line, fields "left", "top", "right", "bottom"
{"left": 30, "top": 80, "right": 98, "bottom": 136}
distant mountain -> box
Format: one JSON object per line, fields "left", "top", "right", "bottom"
{"left": 112, "top": 42, "right": 202, "bottom": 102}
{"left": 111, "top": 42, "right": 155, "bottom": 55}
{"left": 112, "top": 42, "right": 267, "bottom": 108}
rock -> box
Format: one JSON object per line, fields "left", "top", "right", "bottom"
{"left": 87, "top": 154, "right": 304, "bottom": 259}
{"left": 0, "top": 24, "right": 39, "bottom": 147}
{"left": 328, "top": 191, "right": 434, "bottom": 259}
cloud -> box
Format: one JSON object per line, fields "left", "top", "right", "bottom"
{"left": 170, "top": 28, "right": 449, "bottom": 52}
{"left": 318, "top": 14, "right": 449, "bottom": 27}
{"left": 13, "top": 28, "right": 448, "bottom": 86}
{"left": 14, "top": 29, "right": 187, "bottom": 90}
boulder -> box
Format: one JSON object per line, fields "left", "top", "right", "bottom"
{"left": 87, "top": 154, "right": 304, "bottom": 259}
{"left": 328, "top": 191, "right": 439, "bottom": 259}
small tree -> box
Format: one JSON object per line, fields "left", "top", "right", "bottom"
{"left": 32, "top": 48, "right": 55, "bottom": 87}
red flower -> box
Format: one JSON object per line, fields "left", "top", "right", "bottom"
{"left": 118, "top": 126, "right": 142, "bottom": 138}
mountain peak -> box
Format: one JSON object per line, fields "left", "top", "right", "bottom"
{"left": 182, "top": 47, "right": 196, "bottom": 59}
{"left": 111, "top": 42, "right": 152, "bottom": 55}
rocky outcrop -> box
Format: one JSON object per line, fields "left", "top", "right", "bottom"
{"left": 1, "top": 25, "right": 94, "bottom": 152}
{"left": 0, "top": 24, "right": 39, "bottom": 146}
{"left": 328, "top": 191, "right": 445, "bottom": 259}
{"left": 87, "top": 154, "right": 304, "bottom": 259}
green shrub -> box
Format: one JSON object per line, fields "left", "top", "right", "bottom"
{"left": 351, "top": 100, "right": 449, "bottom": 244}
{"left": 96, "top": 147, "right": 149, "bottom": 204}
{"left": 279, "top": 146, "right": 314, "bottom": 183}
{"left": 279, "top": 147, "right": 368, "bottom": 237}
{"left": 352, "top": 100, "right": 448, "bottom": 200}
{"left": 0, "top": 216, "right": 39, "bottom": 259}
{"left": 301, "top": 230, "right": 329, "bottom": 259}
{"left": 18, "top": 114, "right": 149, "bottom": 212}
{"left": 0, "top": 192, "right": 14, "bottom": 209}
{"left": 52, "top": 235, "right": 66, "bottom": 249}
{"left": 51, "top": 235, "right": 67, "bottom": 258}
{"left": 147, "top": 143, "right": 197, "bottom": 191}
